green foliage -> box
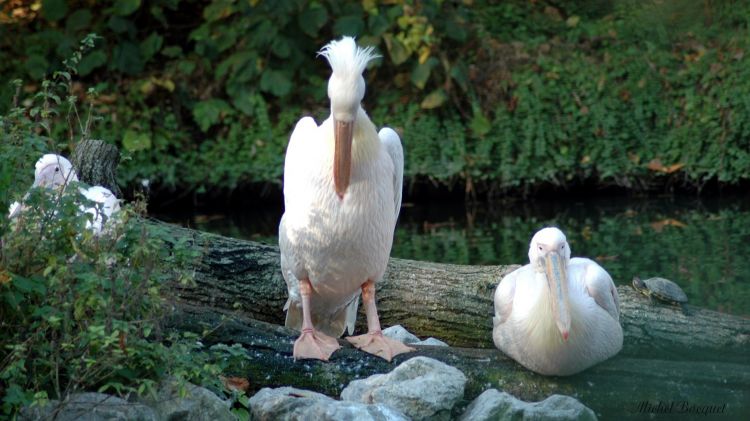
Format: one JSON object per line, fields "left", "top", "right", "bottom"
{"left": 0, "top": 0, "right": 748, "bottom": 195}
{"left": 0, "top": 38, "right": 249, "bottom": 417}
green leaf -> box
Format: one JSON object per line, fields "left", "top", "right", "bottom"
{"left": 411, "top": 57, "right": 438, "bottom": 90}
{"left": 420, "top": 89, "right": 448, "bottom": 109}
{"left": 333, "top": 15, "right": 364, "bottom": 36}
{"left": 192, "top": 99, "right": 232, "bottom": 132}
{"left": 112, "top": 42, "right": 143, "bottom": 75}
{"left": 113, "top": 0, "right": 142, "bottom": 16}
{"left": 122, "top": 130, "right": 152, "bottom": 152}
{"left": 203, "top": 0, "right": 236, "bottom": 21}
{"left": 383, "top": 34, "right": 410, "bottom": 65}
{"left": 161, "top": 46, "right": 183, "bottom": 58}
{"left": 41, "top": 0, "right": 68, "bottom": 21}
{"left": 108, "top": 15, "right": 132, "bottom": 34}
{"left": 470, "top": 109, "right": 492, "bottom": 137}
{"left": 368, "top": 13, "right": 390, "bottom": 37}
{"left": 25, "top": 55, "right": 49, "bottom": 80}
{"left": 140, "top": 33, "right": 164, "bottom": 61}
{"left": 78, "top": 50, "right": 107, "bottom": 76}
{"left": 259, "top": 70, "right": 292, "bottom": 97}
{"left": 271, "top": 37, "right": 291, "bottom": 59}
{"left": 66, "top": 9, "right": 92, "bottom": 32}
{"left": 298, "top": 4, "right": 328, "bottom": 37}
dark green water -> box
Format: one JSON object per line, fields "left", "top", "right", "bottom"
{"left": 156, "top": 195, "right": 750, "bottom": 317}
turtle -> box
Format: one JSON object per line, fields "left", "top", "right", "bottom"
{"left": 632, "top": 276, "right": 688, "bottom": 306}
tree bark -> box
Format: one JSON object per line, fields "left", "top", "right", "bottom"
{"left": 71, "top": 139, "right": 122, "bottom": 197}
{"left": 153, "top": 219, "right": 750, "bottom": 363}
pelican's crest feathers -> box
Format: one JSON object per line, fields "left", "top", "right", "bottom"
{"left": 318, "top": 36, "right": 379, "bottom": 78}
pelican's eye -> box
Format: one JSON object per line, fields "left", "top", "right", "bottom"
{"left": 560, "top": 244, "right": 565, "bottom": 250}
{"left": 538, "top": 245, "right": 543, "bottom": 251}
{"left": 54, "top": 167, "right": 59, "bottom": 172}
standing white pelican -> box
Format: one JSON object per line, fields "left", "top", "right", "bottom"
{"left": 279, "top": 37, "right": 412, "bottom": 362}
{"left": 493, "top": 227, "right": 622, "bottom": 376}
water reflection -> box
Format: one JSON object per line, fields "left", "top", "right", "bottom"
{"left": 154, "top": 195, "right": 750, "bottom": 317}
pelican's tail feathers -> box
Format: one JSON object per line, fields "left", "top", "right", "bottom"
{"left": 315, "top": 293, "right": 360, "bottom": 338}
{"left": 284, "top": 297, "right": 302, "bottom": 331}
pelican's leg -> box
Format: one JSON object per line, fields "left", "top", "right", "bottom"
{"left": 346, "top": 280, "right": 415, "bottom": 361}
{"left": 293, "top": 278, "right": 341, "bottom": 361}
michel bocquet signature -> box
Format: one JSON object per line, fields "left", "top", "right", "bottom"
{"left": 634, "top": 401, "right": 728, "bottom": 415}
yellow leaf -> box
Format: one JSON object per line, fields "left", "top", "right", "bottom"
{"left": 420, "top": 89, "right": 447, "bottom": 109}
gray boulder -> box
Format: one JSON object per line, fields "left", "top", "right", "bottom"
{"left": 139, "top": 378, "right": 234, "bottom": 421}
{"left": 413, "top": 337, "right": 448, "bottom": 347}
{"left": 249, "top": 386, "right": 408, "bottom": 421}
{"left": 341, "top": 356, "right": 467, "bottom": 420}
{"left": 459, "top": 389, "right": 598, "bottom": 421}
{"left": 382, "top": 325, "right": 449, "bottom": 347}
{"left": 19, "top": 392, "right": 158, "bottom": 421}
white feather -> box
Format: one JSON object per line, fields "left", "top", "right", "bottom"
{"left": 318, "top": 36, "right": 379, "bottom": 80}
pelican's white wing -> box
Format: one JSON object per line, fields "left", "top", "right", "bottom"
{"left": 280, "top": 116, "right": 318, "bottom": 331}
{"left": 571, "top": 257, "right": 620, "bottom": 321}
{"left": 378, "top": 127, "right": 403, "bottom": 220}
{"left": 493, "top": 268, "right": 520, "bottom": 326}
{"left": 79, "top": 185, "right": 120, "bottom": 235}
{"left": 283, "top": 117, "right": 318, "bottom": 210}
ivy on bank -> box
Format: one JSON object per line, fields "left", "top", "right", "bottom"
{"left": 0, "top": 0, "right": 748, "bottom": 195}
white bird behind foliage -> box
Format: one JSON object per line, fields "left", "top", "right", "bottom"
{"left": 9, "top": 154, "right": 121, "bottom": 235}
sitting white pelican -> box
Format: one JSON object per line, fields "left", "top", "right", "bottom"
{"left": 9, "top": 154, "right": 120, "bottom": 235}
{"left": 279, "top": 37, "right": 412, "bottom": 361}
{"left": 493, "top": 227, "right": 622, "bottom": 376}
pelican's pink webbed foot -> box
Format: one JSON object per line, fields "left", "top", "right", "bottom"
{"left": 293, "top": 278, "right": 341, "bottom": 361}
{"left": 346, "top": 279, "right": 415, "bottom": 362}
{"left": 347, "top": 330, "right": 414, "bottom": 362}
{"left": 294, "top": 328, "right": 341, "bottom": 361}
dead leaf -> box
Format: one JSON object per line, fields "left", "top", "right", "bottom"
{"left": 647, "top": 159, "right": 684, "bottom": 173}
{"left": 663, "top": 163, "right": 685, "bottom": 174}
{"left": 596, "top": 255, "right": 619, "bottom": 262}
{"left": 650, "top": 218, "right": 687, "bottom": 232}
{"left": 0, "top": 271, "right": 10, "bottom": 286}
{"left": 119, "top": 332, "right": 128, "bottom": 355}
{"left": 221, "top": 376, "right": 250, "bottom": 393}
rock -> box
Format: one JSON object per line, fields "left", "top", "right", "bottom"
{"left": 139, "top": 378, "right": 234, "bottom": 421}
{"left": 459, "top": 389, "right": 598, "bottom": 421}
{"left": 20, "top": 392, "right": 158, "bottom": 421}
{"left": 383, "top": 325, "right": 449, "bottom": 347}
{"left": 382, "top": 325, "right": 420, "bottom": 344}
{"left": 249, "top": 386, "right": 408, "bottom": 421}
{"left": 413, "top": 337, "right": 448, "bottom": 347}
{"left": 341, "top": 356, "right": 467, "bottom": 420}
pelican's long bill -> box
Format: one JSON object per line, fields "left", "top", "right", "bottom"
{"left": 333, "top": 118, "right": 353, "bottom": 198}
{"left": 545, "top": 251, "right": 571, "bottom": 341}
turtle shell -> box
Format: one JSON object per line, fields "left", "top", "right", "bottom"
{"left": 640, "top": 277, "right": 688, "bottom": 304}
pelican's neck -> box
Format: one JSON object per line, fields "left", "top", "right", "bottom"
{"left": 329, "top": 107, "right": 380, "bottom": 165}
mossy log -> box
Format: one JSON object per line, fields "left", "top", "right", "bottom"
{"left": 152, "top": 219, "right": 750, "bottom": 362}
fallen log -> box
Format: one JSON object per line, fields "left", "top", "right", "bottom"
{"left": 152, "top": 218, "right": 750, "bottom": 363}
{"left": 166, "top": 303, "right": 750, "bottom": 420}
